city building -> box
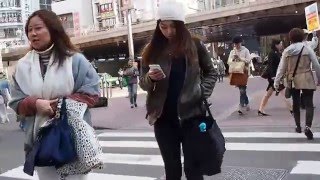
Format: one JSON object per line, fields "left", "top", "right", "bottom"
{"left": 92, "top": 0, "right": 121, "bottom": 30}
{"left": 52, "top": 0, "right": 94, "bottom": 37}
{"left": 39, "top": 0, "right": 52, "bottom": 10}
{"left": 0, "top": 0, "right": 40, "bottom": 49}
{"left": 91, "top": 0, "right": 210, "bottom": 30}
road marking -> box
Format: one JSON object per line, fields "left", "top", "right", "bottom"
{"left": 98, "top": 132, "right": 320, "bottom": 139}
{"left": 98, "top": 132, "right": 154, "bottom": 138}
{"left": 0, "top": 166, "right": 156, "bottom": 180}
{"left": 291, "top": 161, "right": 320, "bottom": 175}
{"left": 100, "top": 141, "right": 158, "bottom": 148}
{"left": 227, "top": 143, "right": 320, "bottom": 152}
{"left": 101, "top": 153, "right": 164, "bottom": 166}
{"left": 89, "top": 173, "right": 155, "bottom": 180}
{"left": 223, "top": 132, "right": 320, "bottom": 138}
{"left": 100, "top": 140, "right": 320, "bottom": 152}
{"left": 0, "top": 166, "right": 32, "bottom": 180}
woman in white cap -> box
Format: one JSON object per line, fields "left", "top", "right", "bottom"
{"left": 140, "top": 1, "right": 218, "bottom": 180}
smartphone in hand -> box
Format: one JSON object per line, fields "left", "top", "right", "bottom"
{"left": 149, "top": 64, "right": 166, "bottom": 79}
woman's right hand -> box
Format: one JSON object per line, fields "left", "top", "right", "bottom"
{"left": 148, "top": 69, "right": 166, "bottom": 81}
{"left": 36, "top": 99, "right": 58, "bottom": 116}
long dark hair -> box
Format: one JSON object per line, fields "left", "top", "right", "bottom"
{"left": 25, "top": 10, "right": 78, "bottom": 66}
{"left": 142, "top": 20, "right": 197, "bottom": 65}
{"left": 271, "top": 39, "right": 281, "bottom": 52}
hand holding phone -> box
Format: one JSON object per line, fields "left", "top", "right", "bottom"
{"left": 148, "top": 64, "right": 166, "bottom": 81}
{"left": 233, "top": 55, "right": 240, "bottom": 61}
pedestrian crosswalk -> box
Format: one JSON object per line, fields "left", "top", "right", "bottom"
{"left": 1, "top": 130, "right": 320, "bottom": 180}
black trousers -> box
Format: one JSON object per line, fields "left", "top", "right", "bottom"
{"left": 292, "top": 89, "right": 314, "bottom": 128}
{"left": 154, "top": 115, "right": 204, "bottom": 180}
{"left": 301, "top": 92, "right": 305, "bottom": 108}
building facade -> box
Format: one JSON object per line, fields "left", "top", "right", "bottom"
{"left": 0, "top": 0, "right": 33, "bottom": 49}
{"left": 52, "top": 0, "right": 94, "bottom": 37}
{"left": 39, "top": 0, "right": 52, "bottom": 10}
{"left": 92, "top": 0, "right": 120, "bottom": 30}
{"left": 91, "top": 0, "right": 211, "bottom": 30}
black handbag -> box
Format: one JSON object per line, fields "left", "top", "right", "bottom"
{"left": 285, "top": 46, "right": 304, "bottom": 98}
{"left": 24, "top": 98, "right": 77, "bottom": 176}
{"left": 187, "top": 40, "right": 225, "bottom": 175}
{"left": 182, "top": 99, "right": 226, "bottom": 176}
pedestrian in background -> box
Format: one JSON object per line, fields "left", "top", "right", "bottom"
{"left": 274, "top": 28, "right": 320, "bottom": 140}
{"left": 212, "top": 57, "right": 225, "bottom": 83}
{"left": 258, "top": 39, "right": 292, "bottom": 116}
{"left": 9, "top": 10, "right": 100, "bottom": 179}
{"left": 228, "top": 36, "right": 251, "bottom": 115}
{"left": 217, "top": 56, "right": 226, "bottom": 82}
{"left": 0, "top": 72, "right": 10, "bottom": 124}
{"left": 124, "top": 59, "right": 139, "bottom": 108}
{"left": 140, "top": 1, "right": 218, "bottom": 179}
{"left": 303, "top": 29, "right": 318, "bottom": 50}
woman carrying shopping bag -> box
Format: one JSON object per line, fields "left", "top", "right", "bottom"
{"left": 228, "top": 36, "right": 251, "bottom": 115}
{"left": 9, "top": 10, "right": 101, "bottom": 180}
{"left": 140, "top": 2, "right": 225, "bottom": 180}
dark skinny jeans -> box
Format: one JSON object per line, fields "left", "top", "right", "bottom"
{"left": 291, "top": 89, "right": 314, "bottom": 128}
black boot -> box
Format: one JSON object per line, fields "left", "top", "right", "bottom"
{"left": 295, "top": 126, "right": 302, "bottom": 133}
{"left": 305, "top": 127, "right": 314, "bottom": 140}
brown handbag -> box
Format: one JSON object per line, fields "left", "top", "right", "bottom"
{"left": 229, "top": 70, "right": 249, "bottom": 86}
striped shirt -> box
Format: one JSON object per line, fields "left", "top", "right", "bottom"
{"left": 35, "top": 45, "right": 54, "bottom": 77}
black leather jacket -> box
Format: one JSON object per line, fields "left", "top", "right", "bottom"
{"left": 139, "top": 39, "right": 218, "bottom": 125}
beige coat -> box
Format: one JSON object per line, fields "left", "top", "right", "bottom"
{"left": 274, "top": 42, "right": 320, "bottom": 90}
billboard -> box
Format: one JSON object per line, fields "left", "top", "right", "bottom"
{"left": 305, "top": 2, "right": 320, "bottom": 32}
{"left": 100, "top": 0, "right": 116, "bottom": 19}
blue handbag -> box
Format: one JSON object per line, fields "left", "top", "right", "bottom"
{"left": 24, "top": 98, "right": 77, "bottom": 176}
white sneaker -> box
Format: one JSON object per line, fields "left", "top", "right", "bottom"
{"left": 0, "top": 117, "right": 9, "bottom": 124}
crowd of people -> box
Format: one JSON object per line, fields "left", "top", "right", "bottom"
{"left": 226, "top": 28, "right": 320, "bottom": 140}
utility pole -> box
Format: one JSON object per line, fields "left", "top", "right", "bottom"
{"left": 121, "top": 0, "right": 135, "bottom": 61}
{"left": 126, "top": 8, "right": 134, "bottom": 61}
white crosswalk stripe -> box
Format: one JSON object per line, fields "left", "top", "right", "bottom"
{"left": 1, "top": 130, "right": 320, "bottom": 179}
